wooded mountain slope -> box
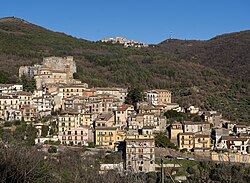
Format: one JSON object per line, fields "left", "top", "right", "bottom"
{"left": 0, "top": 17, "right": 249, "bottom": 122}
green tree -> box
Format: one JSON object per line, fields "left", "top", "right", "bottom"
{"left": 41, "top": 125, "right": 49, "bottom": 137}
{"left": 0, "top": 71, "right": 9, "bottom": 83}
{"left": 164, "top": 110, "right": 185, "bottom": 123}
{"left": 20, "top": 74, "right": 36, "bottom": 92}
{"left": 125, "top": 87, "right": 144, "bottom": 106}
{"left": 155, "top": 132, "right": 178, "bottom": 150}
{"left": 48, "top": 146, "right": 57, "bottom": 153}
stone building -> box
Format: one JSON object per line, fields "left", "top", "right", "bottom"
{"left": 125, "top": 135, "right": 155, "bottom": 173}
{"left": 19, "top": 56, "right": 81, "bottom": 89}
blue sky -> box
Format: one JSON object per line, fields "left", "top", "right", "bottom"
{"left": 1, "top": 0, "right": 250, "bottom": 44}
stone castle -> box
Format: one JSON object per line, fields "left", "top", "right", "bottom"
{"left": 19, "top": 56, "right": 81, "bottom": 89}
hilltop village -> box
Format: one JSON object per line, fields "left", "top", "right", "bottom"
{"left": 1, "top": 56, "right": 250, "bottom": 179}
{"left": 100, "top": 36, "right": 149, "bottom": 48}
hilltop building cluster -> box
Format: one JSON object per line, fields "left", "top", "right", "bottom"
{"left": 0, "top": 56, "right": 249, "bottom": 175}
{"left": 100, "top": 36, "right": 149, "bottom": 48}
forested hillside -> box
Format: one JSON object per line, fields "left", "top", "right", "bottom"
{"left": 0, "top": 17, "right": 249, "bottom": 122}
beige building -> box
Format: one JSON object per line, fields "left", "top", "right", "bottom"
{"left": 193, "top": 134, "right": 211, "bottom": 152}
{"left": 21, "top": 104, "right": 35, "bottom": 122}
{"left": 88, "top": 94, "right": 119, "bottom": 120}
{"left": 219, "top": 136, "right": 250, "bottom": 154}
{"left": 59, "top": 126, "right": 89, "bottom": 146}
{"left": 95, "top": 87, "right": 127, "bottom": 104}
{"left": 0, "top": 95, "right": 21, "bottom": 121}
{"left": 0, "top": 84, "right": 23, "bottom": 93}
{"left": 59, "top": 84, "right": 89, "bottom": 99}
{"left": 94, "top": 112, "right": 115, "bottom": 127}
{"left": 58, "top": 111, "right": 93, "bottom": 145}
{"left": 178, "top": 132, "right": 211, "bottom": 152}
{"left": 32, "top": 90, "right": 52, "bottom": 118}
{"left": 145, "top": 89, "right": 171, "bottom": 105}
{"left": 178, "top": 132, "right": 195, "bottom": 151}
{"left": 183, "top": 121, "right": 210, "bottom": 134}
{"left": 58, "top": 111, "right": 83, "bottom": 134}
{"left": 115, "top": 104, "right": 134, "bottom": 126}
{"left": 168, "top": 122, "right": 183, "bottom": 142}
{"left": 125, "top": 135, "right": 155, "bottom": 173}
{"left": 211, "top": 152, "right": 250, "bottom": 164}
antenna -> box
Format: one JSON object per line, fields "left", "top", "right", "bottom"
{"left": 169, "top": 31, "right": 173, "bottom": 40}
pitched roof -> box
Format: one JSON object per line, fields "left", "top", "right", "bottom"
{"left": 96, "top": 112, "right": 114, "bottom": 121}
{"left": 117, "top": 104, "right": 132, "bottom": 112}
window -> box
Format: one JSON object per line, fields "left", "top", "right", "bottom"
{"left": 68, "top": 131, "right": 71, "bottom": 135}
{"left": 139, "top": 167, "right": 143, "bottom": 171}
{"left": 81, "top": 131, "right": 83, "bottom": 135}
{"left": 150, "top": 161, "right": 153, "bottom": 164}
{"left": 75, "top": 131, "right": 77, "bottom": 135}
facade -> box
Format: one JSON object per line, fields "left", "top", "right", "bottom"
{"left": 0, "top": 95, "right": 21, "bottom": 121}
{"left": 145, "top": 89, "right": 171, "bottom": 105}
{"left": 32, "top": 90, "right": 52, "bottom": 118}
{"left": 59, "top": 126, "right": 89, "bottom": 145}
{"left": 95, "top": 87, "right": 127, "bottom": 104}
{"left": 225, "top": 122, "right": 237, "bottom": 134}
{"left": 234, "top": 124, "right": 247, "bottom": 134}
{"left": 115, "top": 104, "right": 134, "bottom": 127}
{"left": 213, "top": 128, "right": 229, "bottom": 148}
{"left": 0, "top": 84, "right": 23, "bottom": 93}
{"left": 168, "top": 122, "right": 183, "bottom": 142}
{"left": 183, "top": 121, "right": 210, "bottom": 134}
{"left": 58, "top": 111, "right": 83, "bottom": 134}
{"left": 95, "top": 112, "right": 115, "bottom": 127}
{"left": 59, "top": 84, "right": 89, "bottom": 99}
{"left": 193, "top": 134, "right": 211, "bottom": 152}
{"left": 220, "top": 136, "right": 250, "bottom": 154}
{"left": 21, "top": 104, "right": 35, "bottom": 122}
{"left": 125, "top": 135, "right": 155, "bottom": 173}
{"left": 178, "top": 132, "right": 211, "bottom": 152}
{"left": 95, "top": 127, "right": 119, "bottom": 149}
{"left": 58, "top": 111, "right": 92, "bottom": 145}
{"left": 178, "top": 132, "right": 195, "bottom": 151}
{"left": 202, "top": 111, "right": 222, "bottom": 127}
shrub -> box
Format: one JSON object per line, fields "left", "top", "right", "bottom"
{"left": 48, "top": 146, "right": 57, "bottom": 153}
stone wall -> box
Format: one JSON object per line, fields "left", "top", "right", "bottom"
{"left": 19, "top": 56, "right": 76, "bottom": 78}
{"left": 43, "top": 56, "right": 76, "bottom": 75}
